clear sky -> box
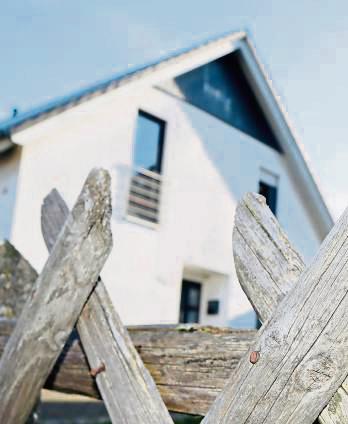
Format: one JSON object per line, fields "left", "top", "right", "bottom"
{"left": 1, "top": 1, "right": 347, "bottom": 219}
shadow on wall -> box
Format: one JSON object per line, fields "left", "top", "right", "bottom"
{"left": 174, "top": 97, "right": 263, "bottom": 203}
{"left": 0, "top": 146, "right": 22, "bottom": 241}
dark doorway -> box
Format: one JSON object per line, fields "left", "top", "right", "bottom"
{"left": 179, "top": 280, "right": 202, "bottom": 323}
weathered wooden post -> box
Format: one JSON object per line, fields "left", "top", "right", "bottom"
{"left": 0, "top": 241, "right": 41, "bottom": 422}
{"left": 0, "top": 317, "right": 256, "bottom": 415}
{"left": 2, "top": 186, "right": 348, "bottom": 423}
{"left": 232, "top": 193, "right": 348, "bottom": 424}
{"left": 0, "top": 168, "right": 113, "bottom": 423}
{"left": 40, "top": 188, "right": 174, "bottom": 424}
{"left": 0, "top": 239, "right": 257, "bottom": 416}
{"left": 0, "top": 241, "right": 38, "bottom": 319}
{"left": 203, "top": 193, "right": 348, "bottom": 424}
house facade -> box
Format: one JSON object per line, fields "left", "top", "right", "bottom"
{"left": 0, "top": 32, "right": 333, "bottom": 328}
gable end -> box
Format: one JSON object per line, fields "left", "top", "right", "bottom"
{"left": 159, "top": 49, "right": 282, "bottom": 152}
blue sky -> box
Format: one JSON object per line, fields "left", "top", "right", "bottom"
{"left": 1, "top": 1, "right": 348, "bottom": 218}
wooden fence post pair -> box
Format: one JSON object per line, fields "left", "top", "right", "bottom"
{"left": 0, "top": 168, "right": 172, "bottom": 424}
{"left": 1, "top": 168, "right": 348, "bottom": 423}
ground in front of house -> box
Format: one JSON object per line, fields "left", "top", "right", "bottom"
{"left": 40, "top": 390, "right": 202, "bottom": 423}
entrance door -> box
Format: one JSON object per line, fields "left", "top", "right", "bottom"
{"left": 179, "top": 280, "right": 202, "bottom": 323}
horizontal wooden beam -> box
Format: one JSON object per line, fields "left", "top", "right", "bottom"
{"left": 0, "top": 321, "right": 255, "bottom": 416}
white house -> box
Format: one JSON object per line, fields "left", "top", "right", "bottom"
{"left": 0, "top": 31, "right": 333, "bottom": 328}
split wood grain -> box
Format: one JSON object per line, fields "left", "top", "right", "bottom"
{"left": 203, "top": 192, "right": 348, "bottom": 424}
{"left": 233, "top": 192, "right": 348, "bottom": 424}
{"left": 0, "top": 168, "right": 113, "bottom": 423}
{"left": 0, "top": 319, "right": 255, "bottom": 415}
{"left": 41, "top": 188, "right": 173, "bottom": 424}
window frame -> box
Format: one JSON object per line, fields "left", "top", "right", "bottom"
{"left": 134, "top": 110, "right": 166, "bottom": 175}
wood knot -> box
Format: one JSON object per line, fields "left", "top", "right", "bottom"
{"left": 250, "top": 351, "right": 260, "bottom": 364}
{"left": 294, "top": 354, "right": 336, "bottom": 391}
{"left": 90, "top": 362, "right": 106, "bottom": 377}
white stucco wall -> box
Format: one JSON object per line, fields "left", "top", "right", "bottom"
{"left": 9, "top": 83, "right": 323, "bottom": 327}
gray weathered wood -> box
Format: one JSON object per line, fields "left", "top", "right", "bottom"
{"left": 233, "top": 193, "right": 348, "bottom": 424}
{"left": 0, "top": 168, "right": 113, "bottom": 423}
{"left": 203, "top": 193, "right": 348, "bottom": 424}
{"left": 130, "top": 324, "right": 255, "bottom": 415}
{"left": 233, "top": 193, "right": 305, "bottom": 322}
{"left": 0, "top": 240, "right": 38, "bottom": 318}
{"left": 0, "top": 236, "right": 255, "bottom": 416}
{"left": 41, "top": 189, "right": 173, "bottom": 423}
{"left": 0, "top": 241, "right": 41, "bottom": 422}
{"left": 0, "top": 319, "right": 255, "bottom": 415}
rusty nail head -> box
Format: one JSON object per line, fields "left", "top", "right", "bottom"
{"left": 250, "top": 351, "right": 260, "bottom": 364}
{"left": 90, "top": 362, "right": 106, "bottom": 377}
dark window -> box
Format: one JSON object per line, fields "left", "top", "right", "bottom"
{"left": 133, "top": 111, "right": 165, "bottom": 174}
{"left": 256, "top": 316, "right": 262, "bottom": 330}
{"left": 259, "top": 181, "right": 277, "bottom": 216}
{"left": 160, "top": 50, "right": 282, "bottom": 152}
{"left": 207, "top": 300, "right": 220, "bottom": 315}
{"left": 179, "top": 280, "right": 202, "bottom": 323}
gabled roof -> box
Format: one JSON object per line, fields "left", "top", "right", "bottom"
{"left": 0, "top": 30, "right": 334, "bottom": 235}
{"left": 0, "top": 30, "right": 245, "bottom": 137}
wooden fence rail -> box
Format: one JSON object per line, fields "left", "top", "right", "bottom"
{"left": 1, "top": 228, "right": 254, "bottom": 416}
{"left": 0, "top": 319, "right": 255, "bottom": 415}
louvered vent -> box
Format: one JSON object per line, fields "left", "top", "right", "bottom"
{"left": 127, "top": 168, "right": 161, "bottom": 224}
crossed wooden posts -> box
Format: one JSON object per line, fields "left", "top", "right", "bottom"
{"left": 0, "top": 168, "right": 348, "bottom": 423}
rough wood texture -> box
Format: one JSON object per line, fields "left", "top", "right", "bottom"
{"left": 0, "top": 168, "right": 113, "bottom": 423}
{"left": 203, "top": 194, "right": 348, "bottom": 424}
{"left": 0, "top": 240, "right": 38, "bottom": 318}
{"left": 0, "top": 234, "right": 254, "bottom": 416}
{"left": 233, "top": 193, "right": 348, "bottom": 424}
{"left": 130, "top": 325, "right": 255, "bottom": 415}
{"left": 0, "top": 242, "right": 41, "bottom": 422}
{"left": 233, "top": 193, "right": 305, "bottom": 322}
{"left": 41, "top": 189, "right": 173, "bottom": 423}
{"left": 0, "top": 319, "right": 255, "bottom": 415}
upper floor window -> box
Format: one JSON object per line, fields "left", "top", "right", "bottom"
{"left": 259, "top": 181, "right": 277, "bottom": 216}
{"left": 258, "top": 169, "right": 278, "bottom": 216}
{"left": 133, "top": 111, "right": 165, "bottom": 174}
{"left": 127, "top": 111, "right": 166, "bottom": 226}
